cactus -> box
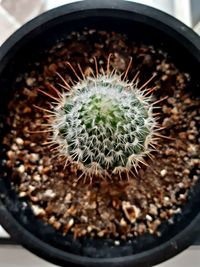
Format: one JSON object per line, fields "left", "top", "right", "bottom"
{"left": 44, "top": 59, "right": 159, "bottom": 181}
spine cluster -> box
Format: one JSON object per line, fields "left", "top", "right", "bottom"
{"left": 49, "top": 69, "right": 158, "bottom": 180}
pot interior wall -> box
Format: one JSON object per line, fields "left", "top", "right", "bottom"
{"left": 0, "top": 10, "right": 200, "bottom": 258}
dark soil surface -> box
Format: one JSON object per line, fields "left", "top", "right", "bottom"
{"left": 2, "top": 29, "right": 200, "bottom": 241}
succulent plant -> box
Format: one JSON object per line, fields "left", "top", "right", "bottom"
{"left": 45, "top": 60, "right": 159, "bottom": 181}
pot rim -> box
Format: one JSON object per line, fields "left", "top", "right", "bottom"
{"left": 1, "top": 0, "right": 200, "bottom": 65}
{"left": 1, "top": 198, "right": 200, "bottom": 267}
{"left": 0, "top": 1, "right": 200, "bottom": 266}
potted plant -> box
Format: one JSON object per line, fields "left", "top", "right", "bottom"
{"left": 0, "top": 1, "right": 200, "bottom": 266}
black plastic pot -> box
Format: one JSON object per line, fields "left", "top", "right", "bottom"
{"left": 0, "top": 1, "right": 200, "bottom": 266}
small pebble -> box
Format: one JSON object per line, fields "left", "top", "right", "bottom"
{"left": 164, "top": 196, "right": 170, "bottom": 202}
{"left": 28, "top": 185, "right": 35, "bottom": 192}
{"left": 183, "top": 169, "right": 190, "bottom": 175}
{"left": 64, "top": 218, "right": 74, "bottom": 234}
{"left": 18, "top": 165, "right": 25, "bottom": 173}
{"left": 26, "top": 77, "right": 36, "bottom": 86}
{"left": 161, "top": 74, "right": 168, "bottom": 81}
{"left": 19, "top": 191, "right": 27, "bottom": 197}
{"left": 184, "top": 98, "right": 191, "bottom": 104}
{"left": 120, "top": 218, "right": 127, "bottom": 227}
{"left": 42, "top": 174, "right": 48, "bottom": 182}
{"left": 32, "top": 205, "right": 45, "bottom": 216}
{"left": 173, "top": 208, "right": 181, "bottom": 214}
{"left": 23, "top": 107, "right": 32, "bottom": 113}
{"left": 165, "top": 148, "right": 174, "bottom": 156}
{"left": 171, "top": 107, "right": 178, "bottom": 115}
{"left": 137, "top": 223, "right": 147, "bottom": 234}
{"left": 188, "top": 134, "right": 195, "bottom": 141}
{"left": 179, "top": 132, "right": 187, "bottom": 140}
{"left": 29, "top": 153, "right": 39, "bottom": 163}
{"left": 11, "top": 144, "right": 18, "bottom": 151}
{"left": 114, "top": 240, "right": 120, "bottom": 246}
{"left": 53, "top": 221, "right": 61, "bottom": 230}
{"left": 89, "top": 202, "right": 97, "bottom": 209}
{"left": 38, "top": 166, "right": 43, "bottom": 173}
{"left": 160, "top": 169, "right": 167, "bottom": 177}
{"left": 80, "top": 215, "right": 88, "bottom": 223}
{"left": 146, "top": 214, "right": 153, "bottom": 222}
{"left": 87, "top": 226, "right": 93, "bottom": 233}
{"left": 167, "top": 97, "right": 176, "bottom": 105}
{"left": 122, "top": 201, "right": 140, "bottom": 223}
{"left": 33, "top": 174, "right": 41, "bottom": 182}
{"left": 98, "top": 230, "right": 106, "bottom": 237}
{"left": 187, "top": 144, "right": 197, "bottom": 154}
{"left": 15, "top": 137, "right": 24, "bottom": 146}
{"left": 7, "top": 150, "right": 15, "bottom": 160}
{"left": 149, "top": 204, "right": 158, "bottom": 216}
{"left": 178, "top": 182, "right": 184, "bottom": 188}
{"left": 179, "top": 194, "right": 186, "bottom": 201}
{"left": 43, "top": 189, "right": 56, "bottom": 198}
{"left": 65, "top": 193, "right": 72, "bottom": 202}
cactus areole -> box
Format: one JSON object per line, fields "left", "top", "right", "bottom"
{"left": 51, "top": 72, "right": 157, "bottom": 179}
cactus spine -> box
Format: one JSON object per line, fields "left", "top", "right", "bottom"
{"left": 44, "top": 58, "right": 159, "bottom": 181}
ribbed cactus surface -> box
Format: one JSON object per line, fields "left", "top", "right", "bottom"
{"left": 51, "top": 73, "right": 156, "bottom": 178}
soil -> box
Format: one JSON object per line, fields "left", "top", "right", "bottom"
{"left": 2, "top": 29, "right": 200, "bottom": 241}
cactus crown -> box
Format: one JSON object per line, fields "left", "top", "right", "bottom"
{"left": 48, "top": 61, "right": 158, "bottom": 180}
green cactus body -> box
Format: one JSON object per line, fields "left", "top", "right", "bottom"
{"left": 51, "top": 74, "right": 156, "bottom": 178}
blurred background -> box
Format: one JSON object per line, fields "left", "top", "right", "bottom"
{"left": 0, "top": 0, "right": 200, "bottom": 266}
{"left": 1, "top": 0, "right": 200, "bottom": 45}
